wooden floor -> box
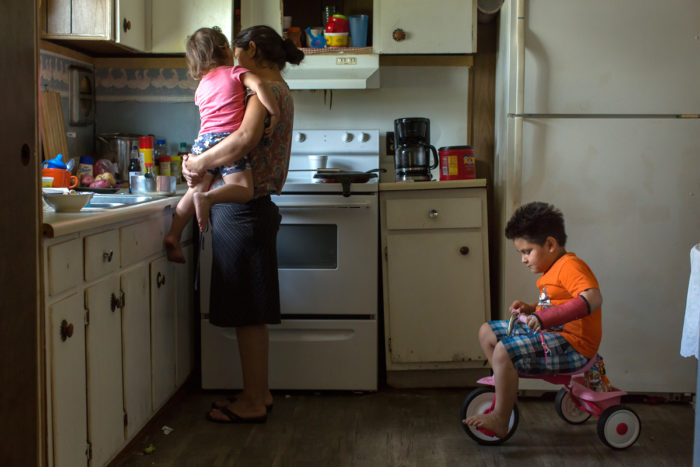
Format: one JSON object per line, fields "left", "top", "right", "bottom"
{"left": 111, "top": 387, "right": 693, "bottom": 467}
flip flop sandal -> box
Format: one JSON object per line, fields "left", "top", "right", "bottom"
{"left": 211, "top": 397, "right": 273, "bottom": 413}
{"left": 206, "top": 406, "right": 267, "bottom": 424}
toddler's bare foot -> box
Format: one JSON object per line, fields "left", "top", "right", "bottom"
{"left": 463, "top": 412, "right": 510, "bottom": 439}
{"left": 164, "top": 235, "right": 185, "bottom": 263}
{"left": 193, "top": 192, "right": 212, "bottom": 232}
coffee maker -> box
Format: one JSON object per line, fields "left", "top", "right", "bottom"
{"left": 393, "top": 117, "right": 439, "bottom": 182}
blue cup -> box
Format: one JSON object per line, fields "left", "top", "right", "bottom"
{"left": 349, "top": 14, "right": 369, "bottom": 47}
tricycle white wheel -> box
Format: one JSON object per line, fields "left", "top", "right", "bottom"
{"left": 555, "top": 388, "right": 591, "bottom": 424}
{"left": 597, "top": 405, "right": 641, "bottom": 449}
{"left": 460, "top": 387, "right": 518, "bottom": 445}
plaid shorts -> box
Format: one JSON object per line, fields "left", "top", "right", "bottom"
{"left": 192, "top": 132, "right": 251, "bottom": 177}
{"left": 489, "top": 320, "right": 589, "bottom": 375}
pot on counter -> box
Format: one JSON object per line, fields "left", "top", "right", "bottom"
{"left": 97, "top": 133, "right": 140, "bottom": 181}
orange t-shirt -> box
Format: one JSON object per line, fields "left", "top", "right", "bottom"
{"left": 535, "top": 252, "right": 601, "bottom": 359}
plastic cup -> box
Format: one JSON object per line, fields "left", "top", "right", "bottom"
{"left": 349, "top": 14, "right": 368, "bottom": 47}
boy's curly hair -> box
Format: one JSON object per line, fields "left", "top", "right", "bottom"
{"left": 186, "top": 26, "right": 230, "bottom": 80}
{"left": 505, "top": 201, "right": 567, "bottom": 246}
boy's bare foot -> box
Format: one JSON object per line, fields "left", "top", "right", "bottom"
{"left": 164, "top": 235, "right": 186, "bottom": 263}
{"left": 193, "top": 192, "right": 212, "bottom": 232}
{"left": 463, "top": 412, "right": 510, "bottom": 439}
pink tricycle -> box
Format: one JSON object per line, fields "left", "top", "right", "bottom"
{"left": 460, "top": 316, "right": 641, "bottom": 449}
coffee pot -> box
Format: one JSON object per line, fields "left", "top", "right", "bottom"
{"left": 393, "top": 117, "right": 439, "bottom": 182}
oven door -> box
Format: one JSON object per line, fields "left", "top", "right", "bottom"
{"left": 273, "top": 192, "right": 378, "bottom": 317}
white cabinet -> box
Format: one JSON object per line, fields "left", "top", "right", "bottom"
{"left": 373, "top": 0, "right": 476, "bottom": 54}
{"left": 151, "top": 0, "right": 233, "bottom": 53}
{"left": 43, "top": 209, "right": 195, "bottom": 466}
{"left": 43, "top": 0, "right": 147, "bottom": 52}
{"left": 380, "top": 184, "right": 490, "bottom": 373}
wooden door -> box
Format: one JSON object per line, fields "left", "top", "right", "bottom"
{"left": 0, "top": 0, "right": 41, "bottom": 464}
{"left": 175, "top": 244, "right": 195, "bottom": 386}
{"left": 72, "top": 0, "right": 111, "bottom": 38}
{"left": 85, "top": 276, "right": 125, "bottom": 467}
{"left": 49, "top": 293, "right": 88, "bottom": 467}
{"left": 386, "top": 229, "right": 486, "bottom": 363}
{"left": 150, "top": 256, "right": 176, "bottom": 410}
{"left": 120, "top": 264, "right": 151, "bottom": 440}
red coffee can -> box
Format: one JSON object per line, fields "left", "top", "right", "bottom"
{"left": 439, "top": 146, "right": 476, "bottom": 181}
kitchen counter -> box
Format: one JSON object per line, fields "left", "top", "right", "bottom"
{"left": 42, "top": 186, "right": 186, "bottom": 238}
{"left": 379, "top": 179, "right": 487, "bottom": 191}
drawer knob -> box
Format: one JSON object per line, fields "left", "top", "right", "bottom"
{"left": 428, "top": 209, "right": 439, "bottom": 219}
{"left": 157, "top": 272, "right": 166, "bottom": 288}
{"left": 460, "top": 246, "right": 470, "bottom": 256}
{"left": 392, "top": 28, "right": 406, "bottom": 42}
{"left": 103, "top": 250, "right": 114, "bottom": 262}
{"left": 60, "top": 320, "right": 74, "bottom": 341}
{"left": 123, "top": 18, "right": 132, "bottom": 32}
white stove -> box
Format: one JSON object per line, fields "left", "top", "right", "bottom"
{"left": 201, "top": 130, "right": 380, "bottom": 391}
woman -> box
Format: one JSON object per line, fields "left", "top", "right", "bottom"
{"left": 183, "top": 25, "right": 304, "bottom": 423}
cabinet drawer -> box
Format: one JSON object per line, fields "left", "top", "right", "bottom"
{"left": 48, "top": 238, "right": 83, "bottom": 296}
{"left": 84, "top": 230, "right": 120, "bottom": 281}
{"left": 386, "top": 197, "right": 481, "bottom": 230}
{"left": 120, "top": 218, "right": 165, "bottom": 267}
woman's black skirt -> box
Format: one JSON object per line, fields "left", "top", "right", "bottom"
{"left": 208, "top": 195, "right": 282, "bottom": 327}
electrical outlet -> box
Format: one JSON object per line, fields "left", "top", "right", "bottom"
{"left": 385, "top": 132, "right": 395, "bottom": 156}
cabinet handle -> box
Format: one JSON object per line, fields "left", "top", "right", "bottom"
{"left": 428, "top": 209, "right": 439, "bottom": 219}
{"left": 103, "top": 250, "right": 113, "bottom": 262}
{"left": 60, "top": 320, "right": 74, "bottom": 341}
{"left": 460, "top": 246, "right": 470, "bottom": 255}
{"left": 392, "top": 28, "right": 406, "bottom": 42}
{"left": 157, "top": 272, "right": 166, "bottom": 288}
{"left": 110, "top": 293, "right": 122, "bottom": 312}
{"left": 123, "top": 18, "right": 132, "bottom": 32}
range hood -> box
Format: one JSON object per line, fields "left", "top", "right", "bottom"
{"left": 282, "top": 53, "right": 380, "bottom": 90}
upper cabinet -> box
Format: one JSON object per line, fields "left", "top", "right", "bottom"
{"left": 151, "top": 0, "right": 233, "bottom": 53}
{"left": 373, "top": 0, "right": 476, "bottom": 54}
{"left": 43, "top": 0, "right": 147, "bottom": 52}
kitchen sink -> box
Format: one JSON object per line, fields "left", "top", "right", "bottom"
{"left": 85, "top": 193, "right": 165, "bottom": 209}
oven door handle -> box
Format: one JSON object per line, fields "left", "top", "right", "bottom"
{"left": 276, "top": 201, "right": 371, "bottom": 209}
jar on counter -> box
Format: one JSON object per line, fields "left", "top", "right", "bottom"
{"left": 170, "top": 155, "right": 182, "bottom": 182}
{"left": 78, "top": 156, "right": 94, "bottom": 178}
{"left": 159, "top": 155, "right": 172, "bottom": 176}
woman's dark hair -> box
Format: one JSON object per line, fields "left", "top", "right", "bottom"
{"left": 233, "top": 25, "right": 304, "bottom": 70}
{"left": 186, "top": 27, "right": 231, "bottom": 80}
{"left": 505, "top": 201, "right": 568, "bottom": 247}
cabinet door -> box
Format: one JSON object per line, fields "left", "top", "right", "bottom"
{"left": 85, "top": 276, "right": 125, "bottom": 467}
{"left": 72, "top": 0, "right": 111, "bottom": 38}
{"left": 373, "top": 0, "right": 476, "bottom": 54}
{"left": 386, "top": 230, "right": 486, "bottom": 363}
{"left": 121, "top": 264, "right": 151, "bottom": 440}
{"left": 240, "top": 0, "right": 282, "bottom": 33}
{"left": 49, "top": 293, "right": 88, "bottom": 467}
{"left": 175, "top": 244, "right": 195, "bottom": 386}
{"left": 150, "top": 256, "right": 176, "bottom": 410}
{"left": 151, "top": 0, "right": 233, "bottom": 53}
{"left": 116, "top": 0, "right": 147, "bottom": 51}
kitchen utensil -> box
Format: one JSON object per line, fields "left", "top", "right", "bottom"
{"left": 394, "top": 118, "right": 439, "bottom": 182}
{"left": 156, "top": 175, "right": 177, "bottom": 194}
{"left": 324, "top": 32, "right": 348, "bottom": 47}
{"left": 439, "top": 146, "right": 476, "bottom": 180}
{"left": 349, "top": 15, "right": 369, "bottom": 47}
{"left": 42, "top": 168, "right": 79, "bottom": 188}
{"left": 308, "top": 155, "right": 328, "bottom": 182}
{"left": 325, "top": 14, "right": 349, "bottom": 33}
{"left": 74, "top": 186, "right": 120, "bottom": 194}
{"left": 313, "top": 168, "right": 385, "bottom": 197}
{"left": 130, "top": 174, "right": 157, "bottom": 193}
{"left": 306, "top": 27, "right": 326, "bottom": 48}
{"left": 43, "top": 191, "right": 93, "bottom": 212}
{"left": 40, "top": 90, "right": 69, "bottom": 161}
{"left": 43, "top": 154, "right": 68, "bottom": 169}
{"left": 97, "top": 133, "right": 140, "bottom": 181}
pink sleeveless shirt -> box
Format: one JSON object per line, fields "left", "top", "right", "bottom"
{"left": 195, "top": 65, "right": 249, "bottom": 137}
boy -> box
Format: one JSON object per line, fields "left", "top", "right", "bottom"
{"left": 464, "top": 201, "right": 603, "bottom": 438}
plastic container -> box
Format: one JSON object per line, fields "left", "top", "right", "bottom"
{"left": 439, "top": 146, "right": 476, "bottom": 181}
{"left": 138, "top": 136, "right": 154, "bottom": 172}
{"left": 287, "top": 27, "right": 302, "bottom": 48}
{"left": 325, "top": 32, "right": 348, "bottom": 47}
{"left": 78, "top": 156, "right": 94, "bottom": 178}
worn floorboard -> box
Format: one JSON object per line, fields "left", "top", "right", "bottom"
{"left": 111, "top": 387, "right": 693, "bottom": 467}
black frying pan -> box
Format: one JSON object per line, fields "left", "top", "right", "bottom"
{"left": 314, "top": 168, "right": 386, "bottom": 197}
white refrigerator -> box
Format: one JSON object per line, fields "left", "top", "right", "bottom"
{"left": 493, "top": 0, "right": 700, "bottom": 393}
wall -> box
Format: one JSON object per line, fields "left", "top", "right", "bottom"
{"left": 94, "top": 63, "right": 470, "bottom": 169}
{"left": 39, "top": 50, "right": 94, "bottom": 159}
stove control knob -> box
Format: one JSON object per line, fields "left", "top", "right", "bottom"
{"left": 295, "top": 132, "right": 306, "bottom": 143}
{"left": 359, "top": 132, "right": 370, "bottom": 142}
{"left": 342, "top": 132, "right": 354, "bottom": 143}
